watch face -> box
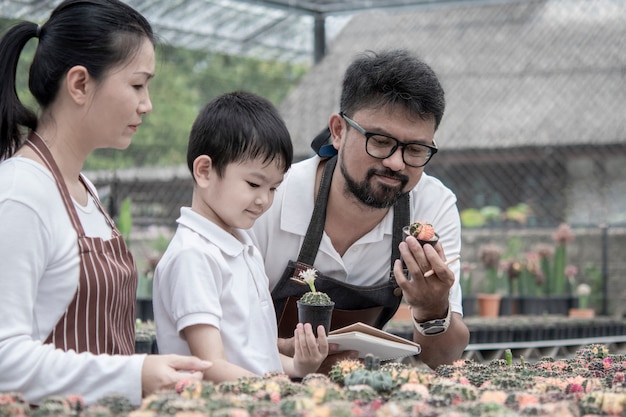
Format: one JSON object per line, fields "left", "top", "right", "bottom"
{"left": 423, "top": 326, "right": 445, "bottom": 335}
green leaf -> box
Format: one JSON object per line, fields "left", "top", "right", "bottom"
{"left": 117, "top": 197, "right": 133, "bottom": 244}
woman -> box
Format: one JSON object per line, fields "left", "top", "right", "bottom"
{"left": 0, "top": 0, "right": 210, "bottom": 406}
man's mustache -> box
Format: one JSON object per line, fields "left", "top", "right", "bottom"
{"left": 368, "top": 168, "right": 409, "bottom": 185}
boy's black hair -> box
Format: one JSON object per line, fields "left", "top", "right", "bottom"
{"left": 187, "top": 91, "right": 293, "bottom": 178}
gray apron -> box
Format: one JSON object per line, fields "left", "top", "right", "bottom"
{"left": 272, "top": 156, "right": 408, "bottom": 338}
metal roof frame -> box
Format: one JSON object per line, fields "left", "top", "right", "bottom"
{"left": 0, "top": 0, "right": 481, "bottom": 63}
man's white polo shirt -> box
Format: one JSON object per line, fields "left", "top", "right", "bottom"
{"left": 250, "top": 156, "right": 464, "bottom": 316}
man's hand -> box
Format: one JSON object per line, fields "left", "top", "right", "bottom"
{"left": 392, "top": 236, "right": 470, "bottom": 369}
{"left": 395, "top": 237, "right": 452, "bottom": 321}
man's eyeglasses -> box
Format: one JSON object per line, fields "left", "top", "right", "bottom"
{"left": 340, "top": 112, "right": 438, "bottom": 168}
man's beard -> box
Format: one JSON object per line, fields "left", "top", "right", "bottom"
{"left": 340, "top": 156, "right": 409, "bottom": 209}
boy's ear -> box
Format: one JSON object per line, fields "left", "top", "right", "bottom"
{"left": 193, "top": 155, "right": 213, "bottom": 186}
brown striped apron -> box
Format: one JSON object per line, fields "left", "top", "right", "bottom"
{"left": 26, "top": 132, "right": 137, "bottom": 355}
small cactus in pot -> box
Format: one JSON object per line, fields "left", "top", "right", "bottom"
{"left": 403, "top": 220, "right": 439, "bottom": 247}
{"left": 299, "top": 268, "right": 332, "bottom": 305}
{"left": 295, "top": 268, "right": 334, "bottom": 336}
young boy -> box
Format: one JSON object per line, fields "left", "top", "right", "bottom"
{"left": 153, "top": 91, "right": 328, "bottom": 382}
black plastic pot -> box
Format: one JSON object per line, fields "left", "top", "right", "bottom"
{"left": 297, "top": 301, "right": 335, "bottom": 336}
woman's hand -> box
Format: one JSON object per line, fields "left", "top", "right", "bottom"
{"left": 141, "top": 354, "right": 212, "bottom": 397}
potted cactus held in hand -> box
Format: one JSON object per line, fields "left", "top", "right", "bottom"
{"left": 402, "top": 220, "right": 439, "bottom": 247}
{"left": 295, "top": 268, "right": 334, "bottom": 336}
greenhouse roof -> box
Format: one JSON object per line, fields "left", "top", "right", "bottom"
{"left": 1, "top": 0, "right": 487, "bottom": 63}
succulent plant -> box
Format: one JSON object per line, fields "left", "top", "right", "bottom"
{"left": 343, "top": 354, "right": 393, "bottom": 393}
{"left": 297, "top": 268, "right": 332, "bottom": 306}
{"left": 299, "top": 291, "right": 332, "bottom": 305}
{"left": 31, "top": 396, "right": 73, "bottom": 417}
{"left": 96, "top": 394, "right": 135, "bottom": 417}
{"left": 0, "top": 392, "right": 34, "bottom": 417}
{"left": 329, "top": 359, "right": 364, "bottom": 385}
{"left": 404, "top": 220, "right": 439, "bottom": 246}
{"left": 343, "top": 384, "right": 379, "bottom": 402}
{"left": 176, "top": 379, "right": 217, "bottom": 400}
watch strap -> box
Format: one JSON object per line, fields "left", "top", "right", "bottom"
{"left": 410, "top": 305, "right": 451, "bottom": 336}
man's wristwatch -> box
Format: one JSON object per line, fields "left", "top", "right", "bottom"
{"left": 410, "top": 305, "right": 451, "bottom": 336}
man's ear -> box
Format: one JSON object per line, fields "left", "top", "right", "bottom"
{"left": 65, "top": 65, "right": 91, "bottom": 105}
{"left": 193, "top": 155, "right": 213, "bottom": 187}
{"left": 328, "top": 113, "right": 344, "bottom": 151}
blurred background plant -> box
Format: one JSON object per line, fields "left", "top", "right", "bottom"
{"left": 460, "top": 203, "right": 533, "bottom": 229}
{"left": 117, "top": 197, "right": 133, "bottom": 246}
{"left": 517, "top": 252, "right": 544, "bottom": 297}
{"left": 550, "top": 223, "right": 575, "bottom": 295}
{"left": 460, "top": 261, "right": 476, "bottom": 296}
{"left": 575, "top": 283, "right": 591, "bottom": 309}
{"left": 478, "top": 244, "right": 503, "bottom": 294}
{"left": 583, "top": 263, "right": 603, "bottom": 310}
{"left": 473, "top": 224, "right": 579, "bottom": 300}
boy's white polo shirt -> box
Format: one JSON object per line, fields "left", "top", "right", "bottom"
{"left": 153, "top": 207, "right": 282, "bottom": 376}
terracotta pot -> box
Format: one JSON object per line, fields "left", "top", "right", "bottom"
{"left": 297, "top": 300, "right": 335, "bottom": 336}
{"left": 569, "top": 308, "right": 595, "bottom": 318}
{"left": 477, "top": 293, "right": 502, "bottom": 317}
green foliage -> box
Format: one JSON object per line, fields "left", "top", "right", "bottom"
{"left": 550, "top": 243, "right": 568, "bottom": 295}
{"left": 460, "top": 262, "right": 474, "bottom": 295}
{"left": 505, "top": 203, "right": 531, "bottom": 225}
{"left": 583, "top": 262, "right": 603, "bottom": 308}
{"left": 86, "top": 46, "right": 307, "bottom": 169}
{"left": 518, "top": 265, "right": 542, "bottom": 297}
{"left": 3, "top": 15, "right": 308, "bottom": 170}
{"left": 116, "top": 197, "right": 133, "bottom": 245}
{"left": 484, "top": 267, "right": 500, "bottom": 294}
{"left": 460, "top": 203, "right": 532, "bottom": 228}
{"left": 480, "top": 205, "right": 502, "bottom": 223}
{"left": 460, "top": 208, "right": 485, "bottom": 228}
{"left": 505, "top": 349, "right": 513, "bottom": 366}
{"left": 503, "top": 236, "right": 524, "bottom": 260}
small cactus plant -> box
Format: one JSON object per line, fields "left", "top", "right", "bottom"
{"left": 343, "top": 354, "right": 393, "bottom": 393}
{"left": 403, "top": 220, "right": 439, "bottom": 246}
{"left": 296, "top": 268, "right": 334, "bottom": 336}
{"left": 298, "top": 268, "right": 332, "bottom": 306}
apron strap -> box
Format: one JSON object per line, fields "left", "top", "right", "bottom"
{"left": 25, "top": 132, "right": 118, "bottom": 237}
{"left": 296, "top": 156, "right": 336, "bottom": 265}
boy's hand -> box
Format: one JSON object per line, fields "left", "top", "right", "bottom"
{"left": 292, "top": 323, "right": 329, "bottom": 376}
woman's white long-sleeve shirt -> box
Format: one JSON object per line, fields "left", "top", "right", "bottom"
{"left": 0, "top": 157, "right": 144, "bottom": 405}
